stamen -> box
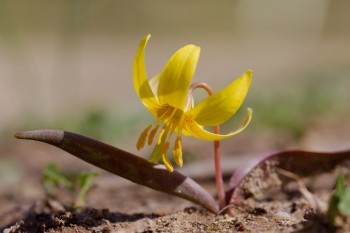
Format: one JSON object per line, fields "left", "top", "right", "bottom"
{"left": 167, "top": 109, "right": 184, "bottom": 141}
{"left": 157, "top": 104, "right": 175, "bottom": 121}
{"left": 168, "top": 107, "right": 178, "bottom": 120}
{"left": 162, "top": 141, "right": 173, "bottom": 172}
{"left": 167, "top": 119, "right": 179, "bottom": 140}
{"left": 173, "top": 136, "right": 183, "bottom": 167}
{"left": 177, "top": 113, "right": 186, "bottom": 134}
{"left": 136, "top": 124, "right": 152, "bottom": 151}
{"left": 157, "top": 125, "right": 167, "bottom": 145}
{"left": 148, "top": 124, "right": 159, "bottom": 145}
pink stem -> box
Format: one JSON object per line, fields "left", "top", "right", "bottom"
{"left": 190, "top": 82, "right": 226, "bottom": 208}
{"left": 214, "top": 125, "right": 226, "bottom": 208}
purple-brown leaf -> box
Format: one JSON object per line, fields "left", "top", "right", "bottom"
{"left": 15, "top": 130, "right": 219, "bottom": 213}
{"left": 226, "top": 149, "right": 350, "bottom": 205}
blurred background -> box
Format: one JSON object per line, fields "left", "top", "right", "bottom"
{"left": 1, "top": 1, "right": 350, "bottom": 225}
{"left": 1, "top": 0, "right": 350, "bottom": 156}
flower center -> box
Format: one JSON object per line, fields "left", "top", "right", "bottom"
{"left": 136, "top": 104, "right": 186, "bottom": 172}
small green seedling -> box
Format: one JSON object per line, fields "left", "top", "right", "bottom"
{"left": 327, "top": 174, "right": 350, "bottom": 225}
{"left": 43, "top": 163, "right": 72, "bottom": 197}
{"left": 42, "top": 163, "right": 98, "bottom": 208}
{"left": 74, "top": 171, "right": 99, "bottom": 208}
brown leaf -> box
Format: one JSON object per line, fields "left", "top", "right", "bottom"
{"left": 15, "top": 130, "right": 219, "bottom": 213}
{"left": 226, "top": 149, "right": 350, "bottom": 205}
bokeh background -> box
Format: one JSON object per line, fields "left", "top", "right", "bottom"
{"left": 1, "top": 0, "right": 350, "bottom": 156}
{"left": 1, "top": 1, "right": 350, "bottom": 226}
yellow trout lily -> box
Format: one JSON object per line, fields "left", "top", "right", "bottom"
{"left": 133, "top": 34, "right": 252, "bottom": 172}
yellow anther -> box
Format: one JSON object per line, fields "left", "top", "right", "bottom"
{"left": 162, "top": 141, "right": 173, "bottom": 172}
{"left": 136, "top": 124, "right": 152, "bottom": 151}
{"left": 148, "top": 124, "right": 159, "bottom": 145}
{"left": 157, "top": 125, "right": 167, "bottom": 145}
{"left": 173, "top": 136, "right": 183, "bottom": 167}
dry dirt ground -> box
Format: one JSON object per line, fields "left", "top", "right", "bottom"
{"left": 1, "top": 135, "right": 350, "bottom": 233}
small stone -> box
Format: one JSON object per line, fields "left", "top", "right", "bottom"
{"left": 273, "top": 211, "right": 292, "bottom": 222}
{"left": 184, "top": 206, "right": 197, "bottom": 214}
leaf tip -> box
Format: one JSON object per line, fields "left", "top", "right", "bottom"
{"left": 14, "top": 131, "right": 26, "bottom": 139}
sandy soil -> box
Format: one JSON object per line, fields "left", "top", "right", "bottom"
{"left": 1, "top": 134, "right": 350, "bottom": 233}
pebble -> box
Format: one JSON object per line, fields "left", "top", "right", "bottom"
{"left": 273, "top": 211, "right": 292, "bottom": 222}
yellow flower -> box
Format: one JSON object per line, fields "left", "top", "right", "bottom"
{"left": 133, "top": 34, "right": 252, "bottom": 172}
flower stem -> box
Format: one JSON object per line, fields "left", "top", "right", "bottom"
{"left": 213, "top": 125, "right": 226, "bottom": 208}
{"left": 190, "top": 82, "right": 226, "bottom": 209}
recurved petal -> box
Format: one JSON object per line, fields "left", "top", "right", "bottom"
{"left": 149, "top": 73, "right": 160, "bottom": 99}
{"left": 187, "top": 70, "right": 252, "bottom": 126}
{"left": 184, "top": 108, "right": 252, "bottom": 140}
{"left": 133, "top": 34, "right": 160, "bottom": 115}
{"left": 157, "top": 45, "right": 200, "bottom": 110}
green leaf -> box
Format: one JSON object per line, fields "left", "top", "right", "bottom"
{"left": 43, "top": 163, "right": 72, "bottom": 196}
{"left": 338, "top": 186, "right": 350, "bottom": 216}
{"left": 74, "top": 171, "right": 99, "bottom": 208}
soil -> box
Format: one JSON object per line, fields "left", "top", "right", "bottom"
{"left": 1, "top": 130, "right": 350, "bottom": 233}
{"left": 0, "top": 181, "right": 334, "bottom": 233}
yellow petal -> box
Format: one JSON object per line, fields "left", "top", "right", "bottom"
{"left": 187, "top": 70, "right": 252, "bottom": 126}
{"left": 184, "top": 108, "right": 252, "bottom": 140}
{"left": 133, "top": 34, "right": 160, "bottom": 116}
{"left": 149, "top": 73, "right": 160, "bottom": 99}
{"left": 157, "top": 45, "right": 200, "bottom": 110}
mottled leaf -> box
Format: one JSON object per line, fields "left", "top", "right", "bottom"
{"left": 226, "top": 149, "right": 350, "bottom": 205}
{"left": 15, "top": 130, "right": 219, "bottom": 213}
